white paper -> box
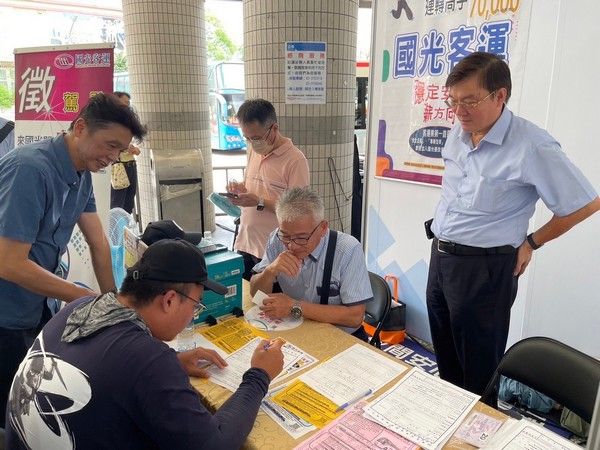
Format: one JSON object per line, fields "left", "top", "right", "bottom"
{"left": 261, "top": 384, "right": 316, "bottom": 439}
{"left": 252, "top": 290, "right": 269, "bottom": 307}
{"left": 363, "top": 367, "right": 480, "bottom": 450}
{"left": 482, "top": 420, "right": 582, "bottom": 450}
{"left": 206, "top": 337, "right": 314, "bottom": 391}
{"left": 299, "top": 343, "right": 408, "bottom": 406}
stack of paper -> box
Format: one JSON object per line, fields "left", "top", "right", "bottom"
{"left": 272, "top": 344, "right": 408, "bottom": 428}
{"left": 199, "top": 317, "right": 266, "bottom": 353}
{"left": 293, "top": 402, "right": 418, "bottom": 450}
{"left": 482, "top": 419, "right": 583, "bottom": 449}
{"left": 363, "top": 367, "right": 480, "bottom": 450}
{"left": 206, "top": 337, "right": 317, "bottom": 391}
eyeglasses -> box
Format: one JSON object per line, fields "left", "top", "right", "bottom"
{"left": 276, "top": 222, "right": 322, "bottom": 246}
{"left": 244, "top": 124, "right": 273, "bottom": 145}
{"left": 167, "top": 290, "right": 207, "bottom": 319}
{"left": 445, "top": 91, "right": 496, "bottom": 111}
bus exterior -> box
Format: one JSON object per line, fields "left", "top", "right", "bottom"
{"left": 114, "top": 67, "right": 246, "bottom": 151}
{"left": 208, "top": 62, "right": 246, "bottom": 151}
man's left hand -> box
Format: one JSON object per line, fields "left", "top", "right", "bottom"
{"left": 260, "top": 293, "right": 295, "bottom": 319}
{"left": 513, "top": 240, "right": 533, "bottom": 276}
{"left": 231, "top": 192, "right": 259, "bottom": 208}
{"left": 177, "top": 347, "right": 227, "bottom": 378}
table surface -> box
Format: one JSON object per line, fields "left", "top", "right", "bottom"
{"left": 191, "top": 284, "right": 507, "bottom": 450}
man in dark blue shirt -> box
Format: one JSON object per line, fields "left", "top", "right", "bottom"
{"left": 6, "top": 239, "right": 284, "bottom": 450}
{"left": 0, "top": 93, "right": 147, "bottom": 427}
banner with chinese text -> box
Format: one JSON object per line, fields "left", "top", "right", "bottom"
{"left": 14, "top": 43, "right": 114, "bottom": 146}
{"left": 371, "top": 0, "right": 531, "bottom": 185}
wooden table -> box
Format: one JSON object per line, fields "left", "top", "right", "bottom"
{"left": 191, "top": 283, "right": 506, "bottom": 449}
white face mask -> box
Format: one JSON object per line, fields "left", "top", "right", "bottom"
{"left": 250, "top": 139, "right": 273, "bottom": 155}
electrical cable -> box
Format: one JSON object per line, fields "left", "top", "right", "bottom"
{"left": 327, "top": 156, "right": 352, "bottom": 233}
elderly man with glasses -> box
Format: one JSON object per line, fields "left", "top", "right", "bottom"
{"left": 227, "top": 98, "right": 309, "bottom": 281}
{"left": 5, "top": 239, "right": 284, "bottom": 449}
{"left": 250, "top": 187, "right": 373, "bottom": 339}
{"left": 426, "top": 52, "right": 600, "bottom": 399}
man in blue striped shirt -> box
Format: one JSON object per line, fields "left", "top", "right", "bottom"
{"left": 251, "top": 187, "right": 373, "bottom": 338}
{"left": 427, "top": 52, "right": 600, "bottom": 397}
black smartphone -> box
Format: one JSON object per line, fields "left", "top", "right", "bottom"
{"left": 424, "top": 218, "right": 434, "bottom": 240}
{"left": 219, "top": 192, "right": 238, "bottom": 199}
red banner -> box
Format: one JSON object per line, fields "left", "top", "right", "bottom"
{"left": 15, "top": 45, "right": 114, "bottom": 123}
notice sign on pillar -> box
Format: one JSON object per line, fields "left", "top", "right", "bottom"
{"left": 285, "top": 42, "right": 326, "bottom": 104}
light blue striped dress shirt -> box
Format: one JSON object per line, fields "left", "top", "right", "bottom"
{"left": 432, "top": 107, "right": 598, "bottom": 248}
{"left": 253, "top": 229, "right": 373, "bottom": 333}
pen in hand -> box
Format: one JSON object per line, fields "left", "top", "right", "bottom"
{"left": 263, "top": 337, "right": 286, "bottom": 350}
{"left": 335, "top": 389, "right": 373, "bottom": 412}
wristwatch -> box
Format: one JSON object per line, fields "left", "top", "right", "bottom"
{"left": 256, "top": 197, "right": 265, "bottom": 211}
{"left": 290, "top": 302, "right": 303, "bottom": 319}
{"left": 526, "top": 233, "right": 542, "bottom": 250}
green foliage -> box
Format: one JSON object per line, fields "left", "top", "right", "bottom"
{"left": 206, "top": 13, "right": 241, "bottom": 61}
{"left": 0, "top": 84, "right": 14, "bottom": 110}
{"left": 114, "top": 52, "right": 128, "bottom": 72}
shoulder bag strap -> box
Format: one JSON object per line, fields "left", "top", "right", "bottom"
{"left": 319, "top": 229, "right": 338, "bottom": 305}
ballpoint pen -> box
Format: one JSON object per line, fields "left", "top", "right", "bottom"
{"left": 263, "top": 337, "right": 286, "bottom": 350}
{"left": 335, "top": 389, "right": 373, "bottom": 412}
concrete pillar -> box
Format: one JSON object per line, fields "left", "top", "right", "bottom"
{"left": 243, "top": 0, "right": 358, "bottom": 232}
{"left": 122, "top": 0, "right": 215, "bottom": 233}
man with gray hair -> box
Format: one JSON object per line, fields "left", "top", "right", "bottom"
{"left": 250, "top": 187, "right": 373, "bottom": 338}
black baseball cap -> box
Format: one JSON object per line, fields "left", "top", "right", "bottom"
{"left": 141, "top": 220, "right": 203, "bottom": 246}
{"left": 128, "top": 239, "right": 228, "bottom": 295}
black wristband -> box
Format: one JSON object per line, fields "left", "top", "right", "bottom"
{"left": 527, "top": 233, "right": 542, "bottom": 250}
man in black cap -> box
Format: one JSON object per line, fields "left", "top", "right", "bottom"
{"left": 6, "top": 239, "right": 284, "bottom": 450}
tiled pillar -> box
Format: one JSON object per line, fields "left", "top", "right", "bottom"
{"left": 122, "top": 0, "right": 215, "bottom": 232}
{"left": 243, "top": 0, "right": 358, "bottom": 232}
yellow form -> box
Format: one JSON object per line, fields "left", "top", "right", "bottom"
{"left": 272, "top": 380, "right": 342, "bottom": 428}
{"left": 199, "top": 317, "right": 267, "bottom": 353}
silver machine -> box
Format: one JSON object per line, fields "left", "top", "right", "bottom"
{"left": 151, "top": 149, "right": 206, "bottom": 233}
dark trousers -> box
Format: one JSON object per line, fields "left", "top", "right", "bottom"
{"left": 238, "top": 251, "right": 261, "bottom": 282}
{"left": 110, "top": 161, "right": 138, "bottom": 214}
{"left": 426, "top": 242, "right": 518, "bottom": 396}
{"left": 0, "top": 307, "right": 51, "bottom": 428}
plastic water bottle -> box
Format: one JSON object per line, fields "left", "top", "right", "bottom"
{"left": 177, "top": 320, "right": 197, "bottom": 351}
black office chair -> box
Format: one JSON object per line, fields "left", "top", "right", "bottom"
{"left": 481, "top": 336, "right": 600, "bottom": 423}
{"left": 364, "top": 272, "right": 392, "bottom": 349}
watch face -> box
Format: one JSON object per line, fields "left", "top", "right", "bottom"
{"left": 290, "top": 305, "right": 302, "bottom": 319}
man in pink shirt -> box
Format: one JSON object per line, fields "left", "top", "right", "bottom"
{"left": 228, "top": 99, "right": 309, "bottom": 280}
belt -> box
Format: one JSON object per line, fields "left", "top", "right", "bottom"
{"left": 434, "top": 238, "right": 516, "bottom": 256}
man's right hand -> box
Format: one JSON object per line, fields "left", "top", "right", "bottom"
{"left": 250, "top": 338, "right": 284, "bottom": 381}
{"left": 267, "top": 251, "right": 302, "bottom": 278}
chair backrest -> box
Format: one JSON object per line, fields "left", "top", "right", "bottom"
{"left": 364, "top": 272, "right": 392, "bottom": 348}
{"left": 587, "top": 383, "right": 600, "bottom": 450}
{"left": 481, "top": 336, "right": 600, "bottom": 423}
